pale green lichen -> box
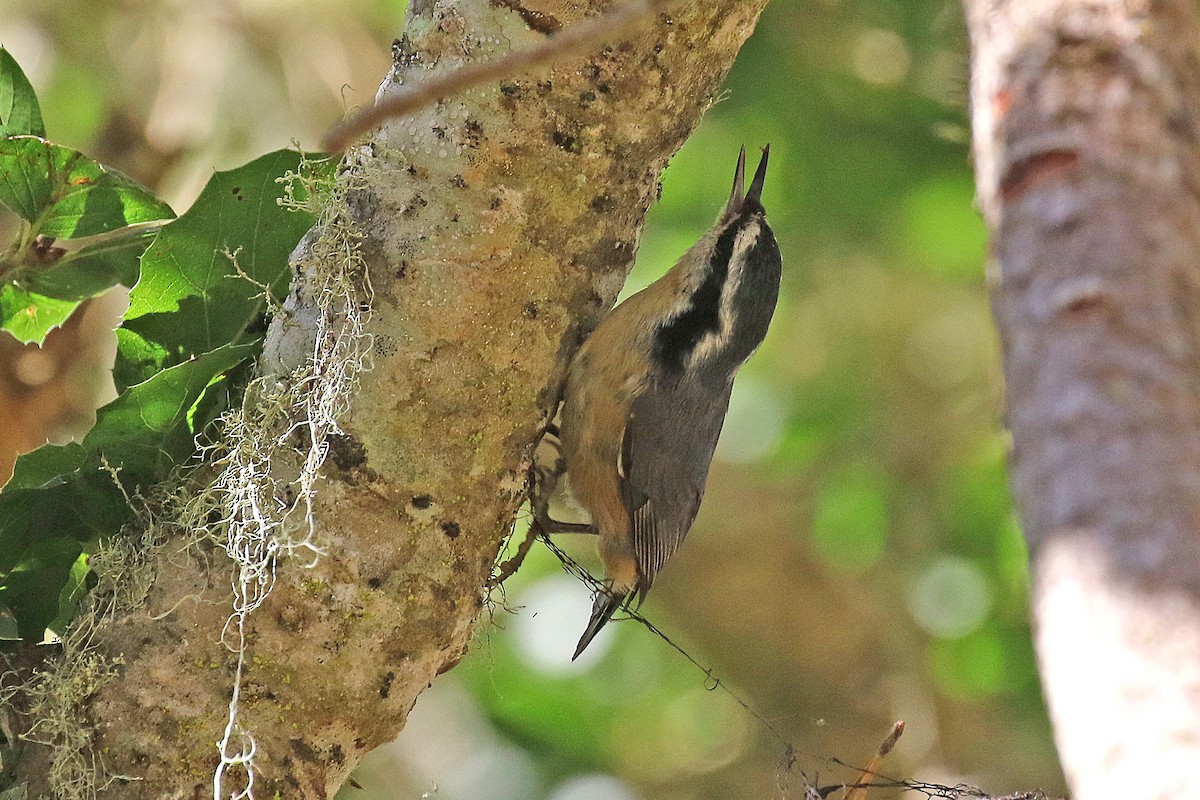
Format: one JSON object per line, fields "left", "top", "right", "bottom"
{"left": 19, "top": 470, "right": 216, "bottom": 800}
{"left": 208, "top": 153, "right": 373, "bottom": 800}
{"left": 12, "top": 149, "right": 373, "bottom": 800}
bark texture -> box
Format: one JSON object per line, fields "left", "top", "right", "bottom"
{"left": 964, "top": 1, "right": 1200, "bottom": 797}
{"left": 8, "top": 1, "right": 769, "bottom": 797}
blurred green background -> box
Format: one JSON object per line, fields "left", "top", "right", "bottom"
{"left": 0, "top": 0, "right": 1064, "bottom": 797}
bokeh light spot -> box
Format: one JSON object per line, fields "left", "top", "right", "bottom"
{"left": 852, "top": 29, "right": 911, "bottom": 87}
{"left": 514, "top": 574, "right": 613, "bottom": 673}
{"left": 548, "top": 774, "right": 638, "bottom": 800}
{"left": 909, "top": 555, "right": 993, "bottom": 638}
{"left": 716, "top": 374, "right": 787, "bottom": 464}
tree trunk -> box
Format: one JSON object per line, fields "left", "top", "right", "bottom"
{"left": 6, "top": 1, "right": 769, "bottom": 797}
{"left": 964, "top": 1, "right": 1200, "bottom": 797}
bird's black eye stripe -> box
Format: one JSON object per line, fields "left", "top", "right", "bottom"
{"left": 652, "top": 222, "right": 738, "bottom": 372}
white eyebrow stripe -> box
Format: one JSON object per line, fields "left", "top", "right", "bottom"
{"left": 688, "top": 220, "right": 761, "bottom": 367}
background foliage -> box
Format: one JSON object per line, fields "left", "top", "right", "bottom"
{"left": 0, "top": 0, "right": 1064, "bottom": 798}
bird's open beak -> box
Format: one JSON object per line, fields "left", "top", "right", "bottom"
{"left": 725, "top": 144, "right": 769, "bottom": 217}
{"left": 745, "top": 144, "right": 769, "bottom": 208}
{"left": 724, "top": 145, "right": 747, "bottom": 217}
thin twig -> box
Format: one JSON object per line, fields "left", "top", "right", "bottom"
{"left": 489, "top": 523, "right": 540, "bottom": 588}
{"left": 843, "top": 721, "right": 904, "bottom": 800}
{"left": 322, "top": 0, "right": 663, "bottom": 152}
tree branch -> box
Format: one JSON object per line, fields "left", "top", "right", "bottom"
{"left": 8, "top": 0, "right": 770, "bottom": 797}
{"left": 964, "top": 1, "right": 1200, "bottom": 797}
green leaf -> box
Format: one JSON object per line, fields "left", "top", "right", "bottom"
{"left": 5, "top": 441, "right": 87, "bottom": 490}
{"left": 20, "top": 228, "right": 153, "bottom": 301}
{"left": 0, "top": 536, "right": 82, "bottom": 639}
{"left": 113, "top": 328, "right": 168, "bottom": 394}
{"left": 124, "top": 150, "right": 326, "bottom": 363}
{"left": 0, "top": 342, "right": 255, "bottom": 636}
{"left": 46, "top": 551, "right": 93, "bottom": 640}
{"left": 0, "top": 284, "right": 79, "bottom": 343}
{"left": 0, "top": 603, "right": 19, "bottom": 640}
{"left": 84, "top": 341, "right": 255, "bottom": 478}
{"left": 0, "top": 229, "right": 157, "bottom": 343}
{"left": 0, "top": 136, "right": 172, "bottom": 237}
{"left": 0, "top": 48, "right": 45, "bottom": 138}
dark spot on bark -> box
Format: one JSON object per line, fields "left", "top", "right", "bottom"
{"left": 441, "top": 521, "right": 461, "bottom": 539}
{"left": 278, "top": 602, "right": 304, "bottom": 632}
{"left": 1000, "top": 149, "right": 1080, "bottom": 202}
{"left": 450, "top": 173, "right": 468, "bottom": 189}
{"left": 290, "top": 738, "right": 320, "bottom": 763}
{"left": 368, "top": 576, "right": 382, "bottom": 589}
{"left": 283, "top": 769, "right": 301, "bottom": 792}
{"left": 430, "top": 582, "right": 455, "bottom": 613}
{"left": 574, "top": 237, "right": 635, "bottom": 272}
{"left": 1060, "top": 287, "right": 1114, "bottom": 316}
{"left": 396, "top": 260, "right": 409, "bottom": 279}
{"left": 464, "top": 119, "right": 483, "bottom": 148}
{"left": 553, "top": 130, "right": 581, "bottom": 153}
{"left": 500, "top": 81, "right": 522, "bottom": 98}
{"left": 402, "top": 193, "right": 429, "bottom": 218}
{"left": 392, "top": 35, "right": 420, "bottom": 65}
{"left": 380, "top": 670, "right": 396, "bottom": 698}
{"left": 597, "top": 82, "right": 611, "bottom": 94}
{"left": 328, "top": 433, "right": 368, "bottom": 471}
{"left": 331, "top": 744, "right": 345, "bottom": 765}
{"left": 524, "top": 302, "right": 539, "bottom": 319}
{"left": 411, "top": 495, "right": 432, "bottom": 509}
{"left": 590, "top": 193, "right": 616, "bottom": 213}
{"left": 489, "top": 0, "right": 561, "bottom": 35}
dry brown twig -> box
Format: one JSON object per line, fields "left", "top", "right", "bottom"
{"left": 843, "top": 721, "right": 905, "bottom": 800}
{"left": 322, "top": 0, "right": 666, "bottom": 152}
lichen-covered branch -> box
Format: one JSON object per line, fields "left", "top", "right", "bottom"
{"left": 964, "top": 1, "right": 1200, "bottom": 797}
{"left": 7, "top": 1, "right": 769, "bottom": 797}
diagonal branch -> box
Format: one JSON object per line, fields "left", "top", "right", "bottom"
{"left": 8, "top": 0, "right": 772, "bottom": 797}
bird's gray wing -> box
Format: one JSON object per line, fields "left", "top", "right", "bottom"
{"left": 618, "top": 376, "right": 733, "bottom": 599}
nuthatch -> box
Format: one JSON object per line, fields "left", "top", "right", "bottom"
{"left": 557, "top": 146, "right": 781, "bottom": 659}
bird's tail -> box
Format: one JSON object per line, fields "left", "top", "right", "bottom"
{"left": 572, "top": 587, "right": 626, "bottom": 660}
